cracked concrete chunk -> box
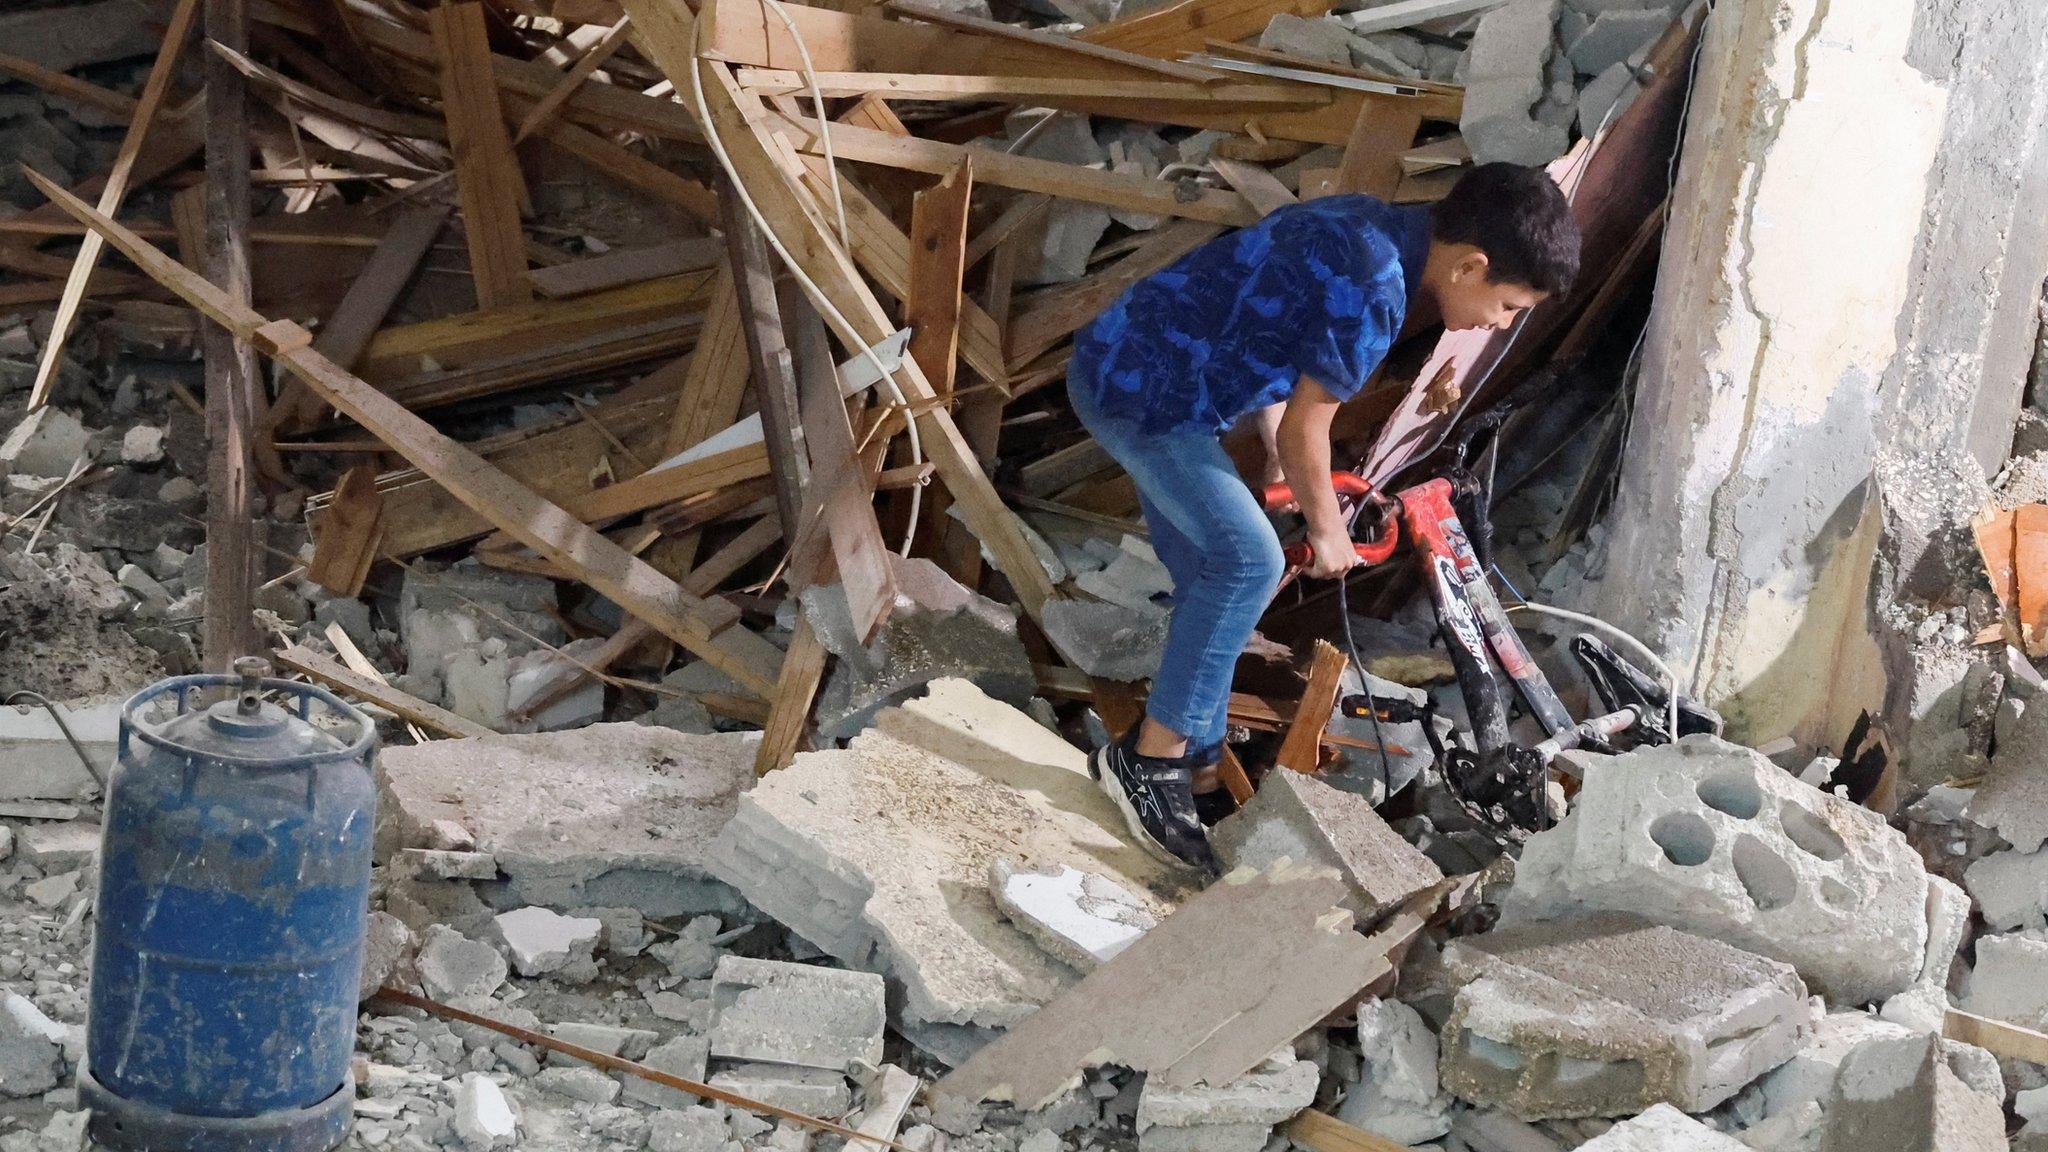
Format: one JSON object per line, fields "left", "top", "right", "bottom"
{"left": 1137, "top": 1048, "right": 1317, "bottom": 1130}
{"left": 1820, "top": 1033, "right": 2007, "bottom": 1152}
{"left": 1440, "top": 914, "right": 1813, "bottom": 1120}
{"left": 708, "top": 956, "right": 886, "bottom": 1071}
{"left": 622, "top": 1036, "right": 710, "bottom": 1109}
{"left": 1962, "top": 933, "right": 2048, "bottom": 1030}
{"left": 706, "top": 1064, "right": 850, "bottom": 1116}
{"left": 1039, "top": 598, "right": 1169, "bottom": 682}
{"left": 0, "top": 992, "right": 64, "bottom": 1098}
{"left": 1337, "top": 999, "right": 1450, "bottom": 1144}
{"left": 1505, "top": 736, "right": 1931, "bottom": 1004}
{"left": 802, "top": 556, "right": 1035, "bottom": 740}
{"left": 419, "top": 926, "right": 510, "bottom": 1003}
{"left": 1577, "top": 1104, "right": 1749, "bottom": 1150}
{"left": 1211, "top": 769, "right": 1442, "bottom": 920}
{"left": 379, "top": 725, "right": 757, "bottom": 916}
{"left": 453, "top": 1073, "right": 518, "bottom": 1149}
{"left": 991, "top": 859, "right": 1156, "bottom": 970}
{"left": 494, "top": 907, "right": 602, "bottom": 977}
{"left": 0, "top": 408, "right": 89, "bottom": 481}
{"left": 708, "top": 679, "right": 1182, "bottom": 1046}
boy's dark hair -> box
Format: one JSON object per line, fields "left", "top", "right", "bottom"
{"left": 1429, "top": 162, "right": 1580, "bottom": 296}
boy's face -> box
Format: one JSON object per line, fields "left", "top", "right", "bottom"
{"left": 1428, "top": 245, "right": 1549, "bottom": 332}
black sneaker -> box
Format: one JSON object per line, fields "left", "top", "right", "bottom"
{"left": 1088, "top": 732, "right": 1220, "bottom": 874}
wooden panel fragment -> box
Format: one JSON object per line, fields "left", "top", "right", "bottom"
{"left": 752, "top": 618, "right": 827, "bottom": 776}
{"left": 1211, "top": 157, "right": 1298, "bottom": 216}
{"left": 527, "top": 238, "right": 724, "bottom": 298}
{"left": 906, "top": 157, "right": 975, "bottom": 397}
{"left": 276, "top": 644, "right": 494, "bottom": 740}
{"left": 307, "top": 465, "right": 386, "bottom": 597}
{"left": 936, "top": 864, "right": 1405, "bottom": 1107}
{"left": 1334, "top": 100, "right": 1424, "bottom": 198}
{"left": 27, "top": 170, "right": 783, "bottom": 698}
{"left": 1276, "top": 639, "right": 1347, "bottom": 774}
{"left": 429, "top": 0, "right": 534, "bottom": 309}
{"left": 721, "top": 188, "right": 808, "bottom": 537}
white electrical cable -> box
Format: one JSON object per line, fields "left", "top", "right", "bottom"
{"left": 685, "top": 18, "right": 927, "bottom": 553}
{"left": 1508, "top": 599, "right": 1681, "bottom": 742}
{"left": 761, "top": 0, "right": 849, "bottom": 248}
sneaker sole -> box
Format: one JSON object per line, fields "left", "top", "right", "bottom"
{"left": 1088, "top": 746, "right": 1188, "bottom": 869}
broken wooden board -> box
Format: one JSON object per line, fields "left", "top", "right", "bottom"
{"left": 27, "top": 170, "right": 784, "bottom": 698}
{"left": 1076, "top": 0, "right": 1337, "bottom": 60}
{"left": 625, "top": 18, "right": 1053, "bottom": 619}
{"left": 307, "top": 464, "right": 386, "bottom": 597}
{"left": 276, "top": 644, "right": 493, "bottom": 740}
{"left": 429, "top": 0, "right": 533, "bottom": 309}
{"left": 527, "top": 237, "right": 724, "bottom": 298}
{"left": 906, "top": 157, "right": 974, "bottom": 397}
{"left": 1945, "top": 1007, "right": 2048, "bottom": 1066}
{"left": 1276, "top": 639, "right": 1347, "bottom": 774}
{"left": 753, "top": 617, "right": 827, "bottom": 776}
{"left": 935, "top": 862, "right": 1402, "bottom": 1107}
{"left": 1284, "top": 1109, "right": 1411, "bottom": 1152}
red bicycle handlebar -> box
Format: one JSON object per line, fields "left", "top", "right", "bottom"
{"left": 1262, "top": 473, "right": 1400, "bottom": 570}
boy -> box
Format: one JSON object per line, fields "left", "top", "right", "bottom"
{"left": 1070, "top": 162, "right": 1581, "bottom": 870}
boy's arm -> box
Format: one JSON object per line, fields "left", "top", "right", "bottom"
{"left": 1252, "top": 402, "right": 1286, "bottom": 486}
{"left": 1276, "top": 375, "right": 1358, "bottom": 579}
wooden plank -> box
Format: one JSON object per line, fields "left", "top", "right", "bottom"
{"left": 0, "top": 51, "right": 140, "bottom": 117}
{"left": 765, "top": 110, "right": 1260, "bottom": 228}
{"left": 937, "top": 865, "right": 1402, "bottom": 1107}
{"left": 1276, "top": 639, "right": 1348, "bottom": 774}
{"left": 273, "top": 203, "right": 448, "bottom": 433}
{"left": 27, "top": 0, "right": 202, "bottom": 412}
{"left": 1077, "top": 0, "right": 1336, "bottom": 61}
{"left": 789, "top": 152, "right": 1008, "bottom": 385}
{"left": 631, "top": 21, "right": 1053, "bottom": 618}
{"left": 663, "top": 266, "right": 752, "bottom": 459}
{"left": 1284, "top": 1109, "right": 1412, "bottom": 1152}
{"left": 276, "top": 644, "right": 494, "bottom": 739}
{"left": 720, "top": 186, "right": 809, "bottom": 538}
{"left": 512, "top": 12, "right": 634, "bottom": 143}
{"left": 786, "top": 274, "right": 897, "bottom": 641}
{"left": 906, "top": 157, "right": 974, "bottom": 397}
{"left": 1217, "top": 745, "right": 1255, "bottom": 805}
{"left": 208, "top": 39, "right": 449, "bottom": 140}
{"left": 1945, "top": 1008, "right": 2048, "bottom": 1066}
{"left": 533, "top": 116, "right": 721, "bottom": 225}
{"left": 27, "top": 169, "right": 786, "bottom": 699}
{"left": 560, "top": 441, "right": 770, "bottom": 525}
{"left": 733, "top": 68, "right": 1315, "bottom": 105}
{"left": 885, "top": 0, "right": 1216, "bottom": 81}
{"left": 202, "top": 0, "right": 259, "bottom": 671}
{"left": 306, "top": 465, "right": 385, "bottom": 597}
{"left": 528, "top": 238, "right": 723, "bottom": 298}
{"left": 1341, "top": 0, "right": 1504, "bottom": 34}
{"left": 429, "top": 1, "right": 533, "bottom": 309}
{"left": 1335, "top": 101, "right": 1425, "bottom": 198}
{"left": 752, "top": 617, "right": 827, "bottom": 775}
{"left": 699, "top": 0, "right": 1362, "bottom": 145}
{"left": 1211, "top": 157, "right": 1297, "bottom": 216}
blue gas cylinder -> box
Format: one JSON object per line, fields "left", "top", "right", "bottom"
{"left": 80, "top": 657, "right": 377, "bottom": 1152}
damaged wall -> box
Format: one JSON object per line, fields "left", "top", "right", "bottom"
{"left": 1595, "top": 0, "right": 2048, "bottom": 749}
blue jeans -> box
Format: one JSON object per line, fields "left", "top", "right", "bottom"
{"left": 1069, "top": 378, "right": 1283, "bottom": 750}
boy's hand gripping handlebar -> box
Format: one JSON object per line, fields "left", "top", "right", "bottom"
{"left": 1259, "top": 472, "right": 1401, "bottom": 570}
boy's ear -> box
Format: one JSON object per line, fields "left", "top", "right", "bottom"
{"left": 1452, "top": 249, "right": 1492, "bottom": 285}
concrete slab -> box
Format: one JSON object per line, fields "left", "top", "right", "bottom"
{"left": 1961, "top": 933, "right": 2048, "bottom": 1030}
{"left": 493, "top": 907, "right": 602, "bottom": 977}
{"left": 1577, "top": 1104, "right": 1748, "bottom": 1150}
{"left": 1039, "top": 598, "right": 1169, "bottom": 682}
{"left": 1440, "top": 914, "right": 1813, "bottom": 1120}
{"left": 705, "top": 1064, "right": 850, "bottom": 1116}
{"left": 1505, "top": 736, "right": 1932, "bottom": 1005}
{"left": 0, "top": 696, "right": 118, "bottom": 801}
{"left": 1136, "top": 1049, "right": 1317, "bottom": 1129}
{"left": 16, "top": 822, "right": 99, "bottom": 871}
{"left": 708, "top": 956, "right": 886, "bottom": 1071}
{"left": 1210, "top": 769, "right": 1442, "bottom": 921}
{"left": 1337, "top": 999, "right": 1450, "bottom": 1144}
{"left": 990, "top": 859, "right": 1156, "bottom": 970}
{"left": 621, "top": 1036, "right": 709, "bottom": 1109}
{"left": 1459, "top": 0, "right": 1571, "bottom": 165}
{"left": 708, "top": 679, "right": 1184, "bottom": 1048}
{"left": 1565, "top": 8, "right": 1668, "bottom": 75}
{"left": 1820, "top": 1033, "right": 2008, "bottom": 1152}
{"left": 1256, "top": 13, "right": 1357, "bottom": 65}
{"left": 417, "top": 926, "right": 508, "bottom": 1003}
{"left": 1966, "top": 702, "right": 2048, "bottom": 852}
{"left": 379, "top": 725, "right": 758, "bottom": 917}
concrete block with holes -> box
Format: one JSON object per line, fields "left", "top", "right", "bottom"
{"left": 1438, "top": 914, "right": 1814, "bottom": 1120}
{"left": 1501, "top": 736, "right": 1932, "bottom": 1005}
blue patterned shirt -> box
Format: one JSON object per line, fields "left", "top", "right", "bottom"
{"left": 1071, "top": 196, "right": 1430, "bottom": 435}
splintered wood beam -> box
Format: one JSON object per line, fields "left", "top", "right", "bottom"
{"left": 720, "top": 185, "right": 808, "bottom": 537}
{"left": 1283, "top": 1109, "right": 1411, "bottom": 1152}
{"left": 202, "top": 0, "right": 260, "bottom": 671}
{"left": 1077, "top": 0, "right": 1337, "bottom": 59}
{"left": 1211, "top": 157, "right": 1298, "bottom": 216}
{"left": 663, "top": 265, "right": 751, "bottom": 459}
{"left": 272, "top": 202, "right": 448, "bottom": 434}
{"left": 1334, "top": 101, "right": 1425, "bottom": 198}
{"left": 1275, "top": 639, "right": 1348, "bottom": 774}
{"left": 28, "top": 0, "right": 202, "bottom": 412}
{"left": 25, "top": 168, "right": 785, "bottom": 698}
{"left": 622, "top": 6, "right": 1053, "bottom": 618}
{"left": 732, "top": 69, "right": 1318, "bottom": 105}
{"left": 429, "top": 0, "right": 534, "bottom": 309}
{"left": 785, "top": 274, "right": 897, "bottom": 641}
{"left": 276, "top": 644, "right": 494, "bottom": 740}
{"left": 513, "top": 12, "right": 634, "bottom": 143}
{"left": 753, "top": 617, "right": 826, "bottom": 776}
{"left": 905, "top": 157, "right": 974, "bottom": 397}
{"left": 528, "top": 237, "right": 723, "bottom": 298}
{"left": 0, "top": 52, "right": 140, "bottom": 117}
{"left": 306, "top": 464, "right": 386, "bottom": 596}
{"left": 764, "top": 110, "right": 1260, "bottom": 228}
